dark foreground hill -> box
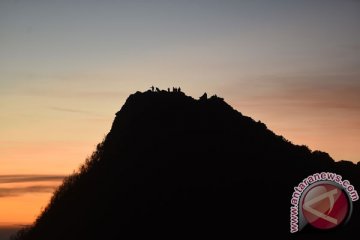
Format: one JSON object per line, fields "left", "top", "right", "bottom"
{"left": 13, "top": 90, "right": 359, "bottom": 239}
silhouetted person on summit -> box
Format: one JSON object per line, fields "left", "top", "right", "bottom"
{"left": 200, "top": 93, "right": 207, "bottom": 101}
{"left": 150, "top": 86, "right": 154, "bottom": 92}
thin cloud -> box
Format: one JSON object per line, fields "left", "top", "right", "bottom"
{"left": 0, "top": 175, "right": 65, "bottom": 184}
{"left": 0, "top": 185, "right": 58, "bottom": 198}
{"left": 227, "top": 73, "right": 360, "bottom": 111}
{"left": 0, "top": 175, "right": 65, "bottom": 197}
{"left": 16, "top": 88, "right": 127, "bottom": 99}
{"left": 274, "top": 80, "right": 360, "bottom": 111}
{"left": 48, "top": 106, "right": 94, "bottom": 114}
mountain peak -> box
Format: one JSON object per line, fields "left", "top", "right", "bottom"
{"left": 118, "top": 89, "right": 228, "bottom": 114}
{"left": 12, "top": 90, "right": 359, "bottom": 240}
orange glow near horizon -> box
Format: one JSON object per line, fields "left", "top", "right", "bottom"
{"left": 0, "top": 140, "right": 103, "bottom": 175}
{"left": 0, "top": 193, "right": 53, "bottom": 226}
{"left": 0, "top": 181, "right": 62, "bottom": 226}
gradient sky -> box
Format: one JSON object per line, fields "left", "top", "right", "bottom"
{"left": 1, "top": 0, "right": 360, "bottom": 227}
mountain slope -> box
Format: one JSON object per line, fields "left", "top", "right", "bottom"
{"left": 12, "top": 90, "right": 360, "bottom": 239}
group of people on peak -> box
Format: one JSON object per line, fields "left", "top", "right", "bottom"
{"left": 150, "top": 86, "right": 182, "bottom": 93}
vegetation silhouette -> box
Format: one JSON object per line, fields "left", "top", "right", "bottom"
{"left": 12, "top": 89, "right": 359, "bottom": 239}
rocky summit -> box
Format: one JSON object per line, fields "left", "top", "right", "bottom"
{"left": 12, "top": 89, "right": 360, "bottom": 239}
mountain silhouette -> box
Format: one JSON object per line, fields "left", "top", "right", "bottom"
{"left": 12, "top": 90, "right": 359, "bottom": 239}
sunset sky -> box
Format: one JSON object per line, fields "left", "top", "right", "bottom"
{"left": 1, "top": 0, "right": 360, "bottom": 231}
